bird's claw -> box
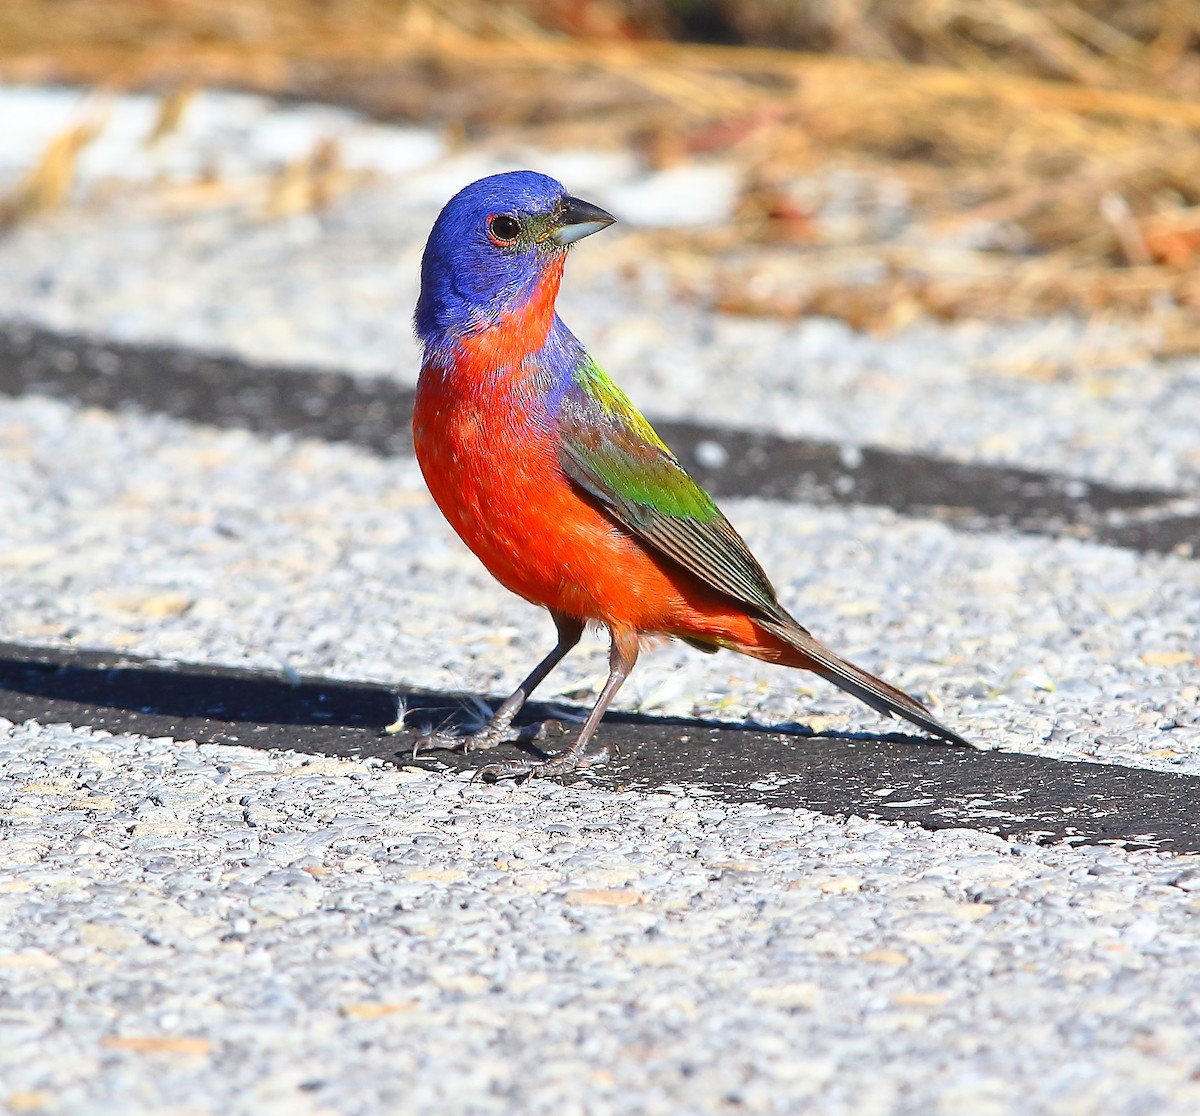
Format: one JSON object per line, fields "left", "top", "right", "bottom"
{"left": 411, "top": 717, "right": 567, "bottom": 759}
{"left": 411, "top": 725, "right": 511, "bottom": 757}
{"left": 473, "top": 740, "right": 615, "bottom": 783}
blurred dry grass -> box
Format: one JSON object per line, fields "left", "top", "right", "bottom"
{"left": 2, "top": 0, "right": 1200, "bottom": 344}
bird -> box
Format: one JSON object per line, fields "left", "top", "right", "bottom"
{"left": 411, "top": 170, "right": 968, "bottom": 780}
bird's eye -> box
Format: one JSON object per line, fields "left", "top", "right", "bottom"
{"left": 487, "top": 214, "right": 522, "bottom": 246}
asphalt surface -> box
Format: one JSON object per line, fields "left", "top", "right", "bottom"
{"left": 2, "top": 84, "right": 1199, "bottom": 1116}
{"left": 3, "top": 639, "right": 1199, "bottom": 852}
{"left": 2, "top": 324, "right": 1196, "bottom": 558}
{"left": 2, "top": 324, "right": 1198, "bottom": 855}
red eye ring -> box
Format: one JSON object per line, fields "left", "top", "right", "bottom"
{"left": 487, "top": 213, "right": 522, "bottom": 246}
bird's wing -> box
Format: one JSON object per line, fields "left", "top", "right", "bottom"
{"left": 555, "top": 358, "right": 783, "bottom": 620}
{"left": 555, "top": 359, "right": 972, "bottom": 748}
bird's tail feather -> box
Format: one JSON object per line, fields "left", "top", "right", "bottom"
{"left": 758, "top": 616, "right": 970, "bottom": 748}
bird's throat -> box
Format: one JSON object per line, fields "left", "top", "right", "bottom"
{"left": 458, "top": 254, "right": 566, "bottom": 373}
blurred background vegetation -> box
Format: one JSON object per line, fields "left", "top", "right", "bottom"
{"left": 2, "top": 0, "right": 1199, "bottom": 344}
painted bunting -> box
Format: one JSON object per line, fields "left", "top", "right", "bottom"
{"left": 412, "top": 170, "right": 967, "bottom": 779}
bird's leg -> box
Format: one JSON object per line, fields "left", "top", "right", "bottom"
{"left": 476, "top": 629, "right": 639, "bottom": 781}
{"left": 412, "top": 612, "right": 584, "bottom": 756}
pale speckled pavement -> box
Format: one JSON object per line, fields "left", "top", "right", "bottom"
{"left": 1, "top": 86, "right": 1198, "bottom": 1116}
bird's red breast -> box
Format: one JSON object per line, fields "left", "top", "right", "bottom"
{"left": 412, "top": 263, "right": 781, "bottom": 659}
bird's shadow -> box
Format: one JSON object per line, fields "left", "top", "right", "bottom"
{"left": 0, "top": 644, "right": 959, "bottom": 760}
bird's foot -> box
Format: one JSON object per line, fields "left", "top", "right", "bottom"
{"left": 473, "top": 740, "right": 617, "bottom": 783}
{"left": 411, "top": 712, "right": 566, "bottom": 758}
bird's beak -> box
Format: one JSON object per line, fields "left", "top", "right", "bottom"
{"left": 548, "top": 196, "right": 616, "bottom": 246}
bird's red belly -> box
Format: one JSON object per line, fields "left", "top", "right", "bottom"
{"left": 414, "top": 371, "right": 725, "bottom": 637}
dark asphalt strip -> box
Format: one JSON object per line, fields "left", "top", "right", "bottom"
{"left": 1, "top": 323, "right": 1195, "bottom": 558}
{"left": 2, "top": 641, "right": 1195, "bottom": 853}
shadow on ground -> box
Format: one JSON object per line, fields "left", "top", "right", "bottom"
{"left": 3, "top": 641, "right": 1198, "bottom": 853}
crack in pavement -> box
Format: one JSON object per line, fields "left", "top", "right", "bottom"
{"left": 2, "top": 323, "right": 1196, "bottom": 558}
{"left": 2, "top": 641, "right": 1196, "bottom": 852}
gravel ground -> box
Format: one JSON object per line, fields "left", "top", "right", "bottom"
{"left": 5, "top": 719, "right": 1200, "bottom": 1116}
{"left": 2, "top": 84, "right": 1199, "bottom": 1114}
{"left": 1, "top": 394, "right": 1197, "bottom": 775}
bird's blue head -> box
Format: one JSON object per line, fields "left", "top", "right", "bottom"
{"left": 415, "top": 170, "right": 615, "bottom": 348}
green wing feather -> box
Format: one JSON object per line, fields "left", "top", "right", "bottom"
{"left": 555, "top": 358, "right": 971, "bottom": 748}
{"left": 556, "top": 358, "right": 785, "bottom": 621}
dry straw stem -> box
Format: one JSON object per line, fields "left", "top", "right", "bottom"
{"left": 0, "top": 114, "right": 104, "bottom": 228}
{"left": 2, "top": 0, "right": 1199, "bottom": 333}
{"left": 145, "top": 86, "right": 196, "bottom": 146}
